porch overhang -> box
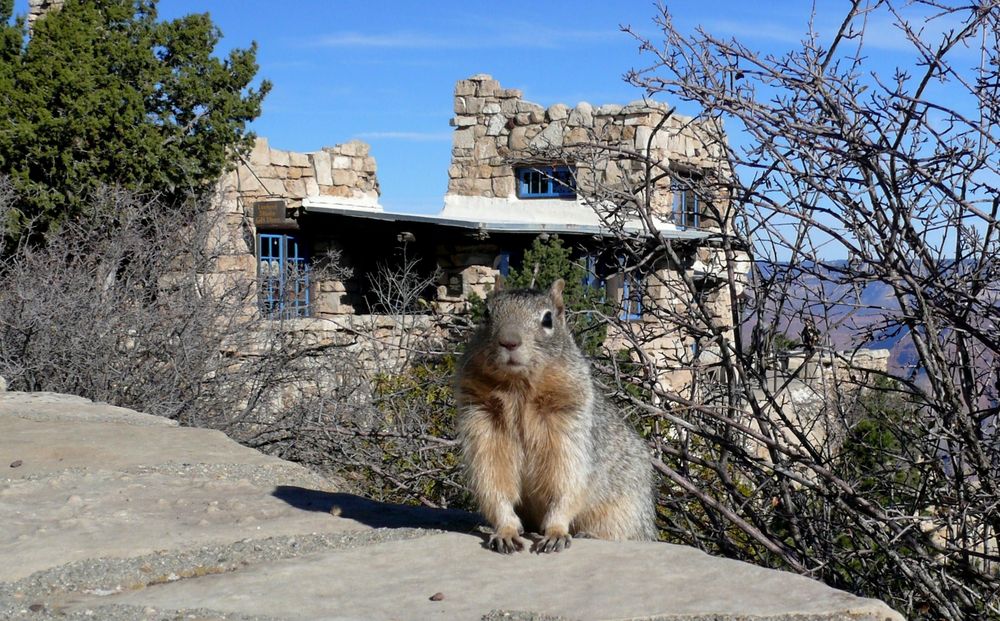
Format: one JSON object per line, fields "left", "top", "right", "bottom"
{"left": 301, "top": 196, "right": 712, "bottom": 241}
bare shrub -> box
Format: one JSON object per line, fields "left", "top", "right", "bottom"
{"left": 3, "top": 185, "right": 242, "bottom": 416}
{"left": 560, "top": 3, "right": 1000, "bottom": 618}
{"left": 0, "top": 182, "right": 360, "bottom": 449}
{"left": 323, "top": 250, "right": 466, "bottom": 508}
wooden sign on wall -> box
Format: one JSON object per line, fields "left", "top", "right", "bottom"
{"left": 253, "top": 200, "right": 298, "bottom": 230}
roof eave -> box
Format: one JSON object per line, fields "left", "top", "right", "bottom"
{"left": 301, "top": 200, "right": 711, "bottom": 241}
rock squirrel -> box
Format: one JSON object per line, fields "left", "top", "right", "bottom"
{"left": 455, "top": 278, "right": 657, "bottom": 553}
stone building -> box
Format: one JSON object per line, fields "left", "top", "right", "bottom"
{"left": 24, "top": 0, "right": 743, "bottom": 391}
{"left": 215, "top": 74, "right": 742, "bottom": 392}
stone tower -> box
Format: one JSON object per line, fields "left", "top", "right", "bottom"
{"left": 27, "top": 0, "right": 65, "bottom": 30}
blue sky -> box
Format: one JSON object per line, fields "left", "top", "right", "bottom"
{"left": 11, "top": 1, "right": 966, "bottom": 217}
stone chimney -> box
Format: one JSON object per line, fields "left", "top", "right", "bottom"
{"left": 27, "top": 0, "right": 65, "bottom": 31}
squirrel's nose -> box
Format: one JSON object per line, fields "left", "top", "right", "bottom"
{"left": 499, "top": 337, "right": 521, "bottom": 351}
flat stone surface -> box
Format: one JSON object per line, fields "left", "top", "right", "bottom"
{"left": 0, "top": 391, "right": 177, "bottom": 426}
{"left": 97, "top": 534, "right": 903, "bottom": 621}
{"left": 2, "top": 412, "right": 273, "bottom": 477}
{"left": 1, "top": 467, "right": 361, "bottom": 582}
{"left": 0, "top": 391, "right": 904, "bottom": 621}
{"left": 0, "top": 392, "right": 355, "bottom": 582}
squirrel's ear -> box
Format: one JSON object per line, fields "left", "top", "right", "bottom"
{"left": 549, "top": 278, "right": 566, "bottom": 314}
{"left": 494, "top": 273, "right": 505, "bottom": 293}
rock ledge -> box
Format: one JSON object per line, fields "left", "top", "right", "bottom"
{"left": 0, "top": 391, "right": 903, "bottom": 621}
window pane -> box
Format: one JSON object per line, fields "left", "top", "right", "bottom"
{"left": 257, "top": 233, "right": 311, "bottom": 319}
{"left": 672, "top": 190, "right": 685, "bottom": 226}
{"left": 624, "top": 273, "right": 643, "bottom": 319}
{"left": 497, "top": 251, "right": 510, "bottom": 276}
{"left": 515, "top": 165, "right": 577, "bottom": 198}
{"left": 671, "top": 171, "right": 702, "bottom": 228}
{"left": 534, "top": 171, "right": 547, "bottom": 194}
{"left": 553, "top": 168, "right": 575, "bottom": 194}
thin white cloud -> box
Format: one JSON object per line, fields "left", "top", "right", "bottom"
{"left": 307, "top": 24, "right": 616, "bottom": 50}
{"left": 312, "top": 32, "right": 456, "bottom": 48}
{"left": 356, "top": 131, "right": 453, "bottom": 142}
{"left": 704, "top": 8, "right": 975, "bottom": 54}
{"left": 859, "top": 10, "right": 979, "bottom": 55}
{"left": 701, "top": 19, "right": 806, "bottom": 45}
{"left": 260, "top": 59, "right": 318, "bottom": 71}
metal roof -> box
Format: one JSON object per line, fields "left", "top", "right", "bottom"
{"left": 301, "top": 198, "right": 712, "bottom": 241}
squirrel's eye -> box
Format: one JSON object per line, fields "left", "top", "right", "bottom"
{"left": 541, "top": 310, "right": 553, "bottom": 329}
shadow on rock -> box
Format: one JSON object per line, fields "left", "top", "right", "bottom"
{"left": 272, "top": 486, "right": 484, "bottom": 534}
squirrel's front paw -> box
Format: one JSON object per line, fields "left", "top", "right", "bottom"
{"left": 488, "top": 525, "right": 526, "bottom": 554}
{"left": 534, "top": 527, "right": 572, "bottom": 553}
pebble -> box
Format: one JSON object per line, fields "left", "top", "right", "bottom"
{"left": 10, "top": 459, "right": 22, "bottom": 468}
{"left": 429, "top": 592, "right": 445, "bottom": 601}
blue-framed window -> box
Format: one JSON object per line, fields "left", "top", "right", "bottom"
{"left": 583, "top": 254, "right": 641, "bottom": 321}
{"left": 672, "top": 172, "right": 701, "bottom": 228}
{"left": 621, "top": 271, "right": 643, "bottom": 321}
{"left": 497, "top": 250, "right": 511, "bottom": 277}
{"left": 583, "top": 254, "right": 601, "bottom": 289}
{"left": 516, "top": 165, "right": 576, "bottom": 198}
{"left": 257, "top": 233, "right": 310, "bottom": 319}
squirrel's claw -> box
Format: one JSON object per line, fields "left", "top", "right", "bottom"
{"left": 488, "top": 528, "right": 526, "bottom": 554}
{"left": 534, "top": 532, "right": 572, "bottom": 553}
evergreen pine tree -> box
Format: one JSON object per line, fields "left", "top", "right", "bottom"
{"left": 0, "top": 0, "right": 270, "bottom": 235}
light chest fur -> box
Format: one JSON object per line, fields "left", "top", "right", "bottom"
{"left": 457, "top": 355, "right": 593, "bottom": 531}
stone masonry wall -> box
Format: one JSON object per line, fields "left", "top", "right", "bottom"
{"left": 222, "top": 137, "right": 379, "bottom": 208}
{"left": 447, "top": 73, "right": 726, "bottom": 223}
{"left": 27, "top": 0, "right": 63, "bottom": 30}
{"left": 432, "top": 244, "right": 502, "bottom": 315}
